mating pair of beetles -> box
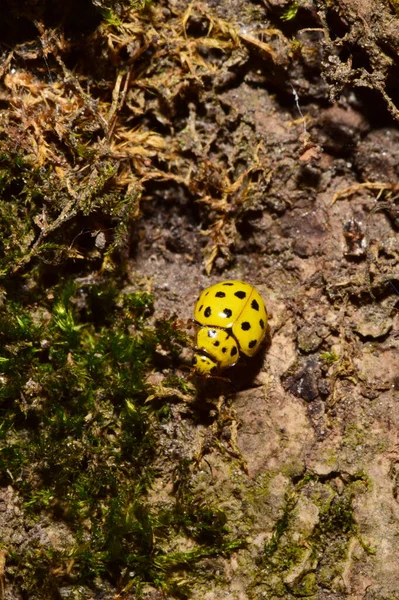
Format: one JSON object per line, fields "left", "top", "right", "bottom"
{"left": 192, "top": 280, "right": 267, "bottom": 375}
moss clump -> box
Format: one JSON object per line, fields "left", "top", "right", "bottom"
{"left": 256, "top": 474, "right": 367, "bottom": 598}
{"left": 280, "top": 2, "right": 300, "bottom": 21}
{"left": 0, "top": 276, "right": 241, "bottom": 596}
{"left": 290, "top": 572, "right": 317, "bottom": 596}
{"left": 320, "top": 350, "right": 339, "bottom": 365}
{"left": 263, "top": 492, "right": 298, "bottom": 560}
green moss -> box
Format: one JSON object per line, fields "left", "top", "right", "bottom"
{"left": 280, "top": 1, "right": 300, "bottom": 21}
{"left": 256, "top": 472, "right": 369, "bottom": 597}
{"left": 8, "top": 546, "right": 65, "bottom": 598}
{"left": 263, "top": 493, "right": 297, "bottom": 560}
{"left": 343, "top": 424, "right": 366, "bottom": 448}
{"left": 291, "top": 572, "right": 317, "bottom": 596}
{"left": 0, "top": 143, "right": 141, "bottom": 276}
{"left": 0, "top": 276, "right": 241, "bottom": 596}
{"left": 320, "top": 351, "right": 339, "bottom": 365}
{"left": 317, "top": 494, "right": 355, "bottom": 536}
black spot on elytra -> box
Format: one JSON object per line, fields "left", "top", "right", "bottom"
{"left": 223, "top": 308, "right": 232, "bottom": 318}
{"left": 260, "top": 319, "right": 265, "bottom": 329}
{"left": 241, "top": 321, "right": 251, "bottom": 331}
{"left": 198, "top": 304, "right": 203, "bottom": 312}
{"left": 214, "top": 341, "right": 220, "bottom": 347}
{"left": 231, "top": 346, "right": 238, "bottom": 356}
{"left": 204, "top": 306, "right": 211, "bottom": 318}
{"left": 215, "top": 291, "right": 226, "bottom": 298}
{"left": 222, "top": 282, "right": 234, "bottom": 286}
{"left": 248, "top": 340, "right": 257, "bottom": 348}
{"left": 208, "top": 329, "right": 217, "bottom": 338}
{"left": 193, "top": 356, "right": 198, "bottom": 365}
{"left": 251, "top": 299, "right": 260, "bottom": 311}
{"left": 235, "top": 290, "right": 246, "bottom": 299}
{"left": 222, "top": 347, "right": 227, "bottom": 353}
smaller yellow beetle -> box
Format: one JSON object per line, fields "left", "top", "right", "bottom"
{"left": 193, "top": 280, "right": 267, "bottom": 375}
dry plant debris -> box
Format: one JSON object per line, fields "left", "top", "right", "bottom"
{"left": 0, "top": 1, "right": 293, "bottom": 276}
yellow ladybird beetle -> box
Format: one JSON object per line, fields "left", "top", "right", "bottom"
{"left": 193, "top": 280, "right": 267, "bottom": 375}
